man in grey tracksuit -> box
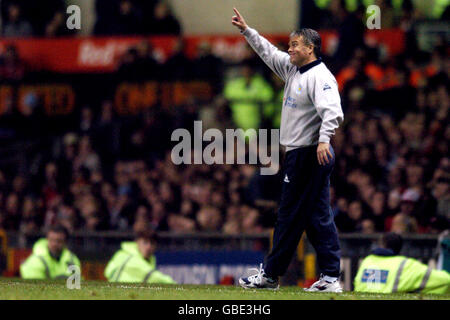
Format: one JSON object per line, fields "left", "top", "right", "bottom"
{"left": 232, "top": 8, "right": 344, "bottom": 292}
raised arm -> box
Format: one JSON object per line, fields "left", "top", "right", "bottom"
{"left": 231, "top": 8, "right": 294, "bottom": 82}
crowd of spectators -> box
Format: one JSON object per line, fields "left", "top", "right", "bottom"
{"left": 0, "top": 44, "right": 26, "bottom": 81}
{"left": 115, "top": 39, "right": 225, "bottom": 94}
{"left": 0, "top": 0, "right": 73, "bottom": 37}
{"left": 94, "top": 0, "right": 181, "bottom": 36}
{"left": 0, "top": 1, "right": 448, "bottom": 237}
{"left": 0, "top": 132, "right": 273, "bottom": 236}
{"left": 2, "top": 0, "right": 448, "bottom": 38}
{"left": 0, "top": 0, "right": 182, "bottom": 37}
{"left": 303, "top": 0, "right": 450, "bottom": 31}
{"left": 0, "top": 37, "right": 448, "bottom": 236}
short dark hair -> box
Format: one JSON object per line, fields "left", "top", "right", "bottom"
{"left": 135, "top": 229, "right": 158, "bottom": 242}
{"left": 47, "top": 225, "right": 69, "bottom": 239}
{"left": 290, "top": 28, "right": 322, "bottom": 58}
{"left": 381, "top": 232, "right": 403, "bottom": 255}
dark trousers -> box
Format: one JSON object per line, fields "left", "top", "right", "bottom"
{"left": 264, "top": 145, "right": 341, "bottom": 278}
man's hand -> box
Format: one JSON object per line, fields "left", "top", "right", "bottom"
{"left": 231, "top": 7, "right": 248, "bottom": 32}
{"left": 317, "top": 142, "right": 333, "bottom": 166}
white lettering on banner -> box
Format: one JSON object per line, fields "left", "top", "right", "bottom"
{"left": 77, "top": 41, "right": 130, "bottom": 67}
{"left": 158, "top": 264, "right": 256, "bottom": 284}
{"left": 212, "top": 40, "right": 248, "bottom": 63}
{"left": 158, "top": 265, "right": 217, "bottom": 284}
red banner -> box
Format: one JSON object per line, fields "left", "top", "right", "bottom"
{"left": 0, "top": 30, "right": 404, "bottom": 73}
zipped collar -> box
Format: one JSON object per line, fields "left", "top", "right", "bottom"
{"left": 298, "top": 57, "right": 322, "bottom": 74}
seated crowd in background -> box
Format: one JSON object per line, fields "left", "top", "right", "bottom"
{"left": 0, "top": 0, "right": 182, "bottom": 37}
{"left": 0, "top": 1, "right": 448, "bottom": 237}
{"left": 1, "top": 0, "right": 448, "bottom": 38}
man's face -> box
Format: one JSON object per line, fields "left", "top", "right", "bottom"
{"left": 8, "top": 5, "right": 20, "bottom": 21}
{"left": 137, "top": 238, "right": 156, "bottom": 260}
{"left": 288, "top": 35, "right": 314, "bottom": 67}
{"left": 47, "top": 231, "right": 66, "bottom": 257}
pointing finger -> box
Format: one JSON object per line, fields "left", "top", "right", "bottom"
{"left": 233, "top": 8, "right": 241, "bottom": 18}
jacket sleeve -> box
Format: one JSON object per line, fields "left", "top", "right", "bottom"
{"left": 242, "top": 27, "right": 294, "bottom": 82}
{"left": 423, "top": 269, "right": 450, "bottom": 294}
{"left": 402, "top": 259, "right": 450, "bottom": 294}
{"left": 20, "top": 255, "right": 47, "bottom": 279}
{"left": 308, "top": 72, "right": 344, "bottom": 143}
{"left": 147, "top": 270, "right": 177, "bottom": 284}
{"left": 104, "top": 251, "right": 122, "bottom": 281}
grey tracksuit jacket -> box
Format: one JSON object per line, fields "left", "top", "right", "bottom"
{"left": 242, "top": 27, "right": 344, "bottom": 151}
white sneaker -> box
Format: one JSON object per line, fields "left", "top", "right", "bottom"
{"left": 304, "top": 274, "right": 343, "bottom": 293}
{"left": 239, "top": 264, "right": 279, "bottom": 289}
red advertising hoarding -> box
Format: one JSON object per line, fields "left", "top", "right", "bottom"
{"left": 0, "top": 30, "right": 404, "bottom": 73}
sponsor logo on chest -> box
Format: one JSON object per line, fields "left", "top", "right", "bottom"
{"left": 283, "top": 96, "right": 297, "bottom": 108}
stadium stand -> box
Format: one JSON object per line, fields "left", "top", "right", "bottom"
{"left": 0, "top": 0, "right": 448, "bottom": 239}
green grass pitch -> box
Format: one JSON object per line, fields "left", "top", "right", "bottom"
{"left": 0, "top": 278, "right": 449, "bottom": 300}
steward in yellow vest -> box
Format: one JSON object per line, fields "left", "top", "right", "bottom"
{"left": 354, "top": 233, "right": 450, "bottom": 294}
{"left": 20, "top": 225, "right": 81, "bottom": 279}
{"left": 224, "top": 63, "right": 274, "bottom": 138}
{"left": 105, "top": 229, "right": 176, "bottom": 284}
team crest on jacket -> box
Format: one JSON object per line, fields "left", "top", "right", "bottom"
{"left": 323, "top": 83, "right": 331, "bottom": 91}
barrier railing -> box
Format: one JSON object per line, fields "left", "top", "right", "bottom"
{"left": 2, "top": 231, "right": 444, "bottom": 290}
{"left": 5, "top": 231, "right": 441, "bottom": 257}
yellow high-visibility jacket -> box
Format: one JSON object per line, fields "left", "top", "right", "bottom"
{"left": 20, "top": 238, "right": 81, "bottom": 280}
{"left": 354, "top": 248, "right": 450, "bottom": 294}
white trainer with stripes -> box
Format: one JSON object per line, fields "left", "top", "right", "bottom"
{"left": 239, "top": 264, "right": 279, "bottom": 289}
{"left": 304, "top": 274, "right": 343, "bottom": 293}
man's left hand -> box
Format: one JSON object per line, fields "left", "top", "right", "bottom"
{"left": 317, "top": 142, "right": 333, "bottom": 165}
